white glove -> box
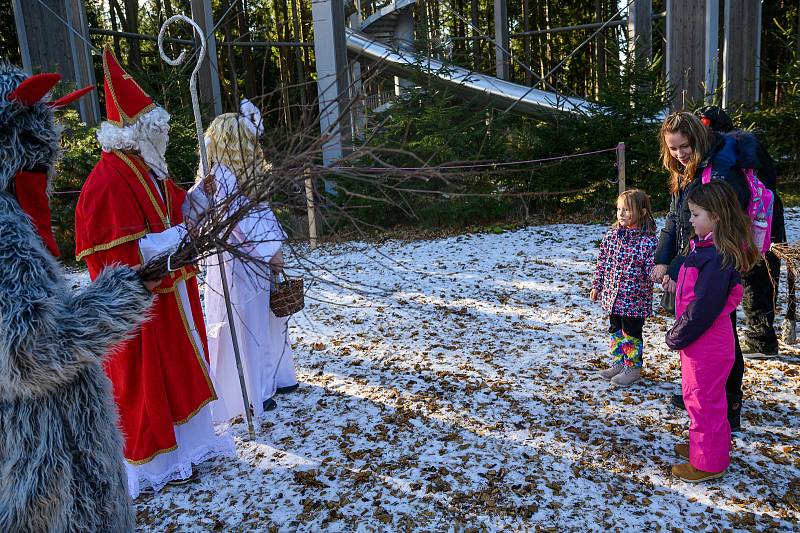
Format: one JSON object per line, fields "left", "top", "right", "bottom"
{"left": 239, "top": 98, "right": 264, "bottom": 137}
{"left": 139, "top": 225, "right": 189, "bottom": 263}
{"left": 182, "top": 178, "right": 212, "bottom": 230}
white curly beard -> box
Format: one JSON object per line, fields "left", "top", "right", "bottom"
{"left": 96, "top": 107, "right": 171, "bottom": 179}
{"left": 138, "top": 131, "right": 169, "bottom": 179}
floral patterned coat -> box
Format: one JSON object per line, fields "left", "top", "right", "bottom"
{"left": 592, "top": 227, "right": 657, "bottom": 317}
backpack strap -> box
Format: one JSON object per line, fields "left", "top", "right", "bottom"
{"left": 701, "top": 164, "right": 712, "bottom": 184}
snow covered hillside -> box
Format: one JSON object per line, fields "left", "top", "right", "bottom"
{"left": 131, "top": 212, "right": 800, "bottom": 531}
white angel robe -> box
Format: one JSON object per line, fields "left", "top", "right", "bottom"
{"left": 203, "top": 164, "right": 298, "bottom": 422}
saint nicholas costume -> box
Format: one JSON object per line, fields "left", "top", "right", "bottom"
{"left": 74, "top": 47, "right": 234, "bottom": 497}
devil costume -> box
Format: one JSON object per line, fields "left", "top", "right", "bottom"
{"left": 0, "top": 65, "right": 152, "bottom": 531}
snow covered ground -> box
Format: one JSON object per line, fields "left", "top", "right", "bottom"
{"left": 129, "top": 211, "right": 800, "bottom": 531}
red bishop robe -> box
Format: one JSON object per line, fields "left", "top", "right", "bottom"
{"left": 75, "top": 149, "right": 216, "bottom": 465}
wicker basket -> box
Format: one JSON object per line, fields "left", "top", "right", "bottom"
{"left": 270, "top": 272, "right": 304, "bottom": 317}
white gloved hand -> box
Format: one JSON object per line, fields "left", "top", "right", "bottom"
{"left": 239, "top": 98, "right": 264, "bottom": 137}
{"left": 182, "top": 178, "right": 212, "bottom": 231}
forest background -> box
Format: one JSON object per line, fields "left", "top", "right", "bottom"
{"left": 0, "top": 0, "right": 799, "bottom": 259}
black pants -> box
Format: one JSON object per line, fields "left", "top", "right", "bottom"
{"left": 608, "top": 315, "right": 644, "bottom": 341}
{"left": 741, "top": 251, "right": 781, "bottom": 352}
{"left": 741, "top": 193, "right": 785, "bottom": 353}
{"left": 726, "top": 312, "right": 744, "bottom": 420}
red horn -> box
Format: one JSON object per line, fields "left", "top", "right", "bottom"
{"left": 7, "top": 73, "right": 62, "bottom": 106}
{"left": 48, "top": 85, "right": 95, "bottom": 109}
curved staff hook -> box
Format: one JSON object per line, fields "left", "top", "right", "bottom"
{"left": 158, "top": 14, "right": 256, "bottom": 441}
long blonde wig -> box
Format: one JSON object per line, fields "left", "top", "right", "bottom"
{"left": 203, "top": 113, "right": 269, "bottom": 188}
{"left": 659, "top": 111, "right": 711, "bottom": 194}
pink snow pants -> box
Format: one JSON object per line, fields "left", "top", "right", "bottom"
{"left": 677, "top": 284, "right": 742, "bottom": 473}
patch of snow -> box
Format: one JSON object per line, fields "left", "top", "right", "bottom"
{"left": 71, "top": 211, "right": 800, "bottom": 531}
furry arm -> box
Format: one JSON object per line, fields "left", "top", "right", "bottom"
{"left": 0, "top": 198, "right": 154, "bottom": 399}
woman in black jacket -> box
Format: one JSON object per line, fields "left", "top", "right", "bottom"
{"left": 696, "top": 105, "right": 785, "bottom": 358}
{"left": 653, "top": 111, "right": 750, "bottom": 431}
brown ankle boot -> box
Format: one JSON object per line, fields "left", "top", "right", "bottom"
{"left": 674, "top": 443, "right": 689, "bottom": 460}
{"left": 671, "top": 462, "right": 725, "bottom": 483}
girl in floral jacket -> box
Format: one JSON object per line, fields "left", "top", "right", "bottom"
{"left": 591, "top": 190, "right": 658, "bottom": 386}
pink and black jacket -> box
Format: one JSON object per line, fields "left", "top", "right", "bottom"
{"left": 665, "top": 234, "right": 743, "bottom": 350}
{"left": 592, "top": 227, "right": 657, "bottom": 317}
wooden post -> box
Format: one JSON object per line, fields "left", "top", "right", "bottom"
{"left": 11, "top": 0, "right": 101, "bottom": 125}
{"left": 722, "top": 0, "right": 761, "bottom": 108}
{"left": 190, "top": 0, "right": 223, "bottom": 117}
{"left": 628, "top": 0, "right": 652, "bottom": 68}
{"left": 666, "top": 0, "right": 708, "bottom": 108}
{"left": 304, "top": 169, "right": 319, "bottom": 250}
{"left": 617, "top": 142, "right": 626, "bottom": 194}
{"left": 494, "top": 0, "right": 510, "bottom": 80}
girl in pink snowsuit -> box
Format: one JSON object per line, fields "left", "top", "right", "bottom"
{"left": 666, "top": 181, "right": 760, "bottom": 482}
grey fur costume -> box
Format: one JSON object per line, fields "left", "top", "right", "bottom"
{"left": 0, "top": 63, "right": 153, "bottom": 532}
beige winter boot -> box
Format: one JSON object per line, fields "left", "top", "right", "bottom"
{"left": 610, "top": 366, "right": 641, "bottom": 387}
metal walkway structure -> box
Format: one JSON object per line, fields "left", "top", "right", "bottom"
{"left": 345, "top": 0, "right": 593, "bottom": 116}
{"left": 345, "top": 28, "right": 594, "bottom": 116}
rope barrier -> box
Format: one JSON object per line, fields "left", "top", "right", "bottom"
{"left": 328, "top": 146, "right": 618, "bottom": 172}
{"left": 51, "top": 145, "right": 619, "bottom": 196}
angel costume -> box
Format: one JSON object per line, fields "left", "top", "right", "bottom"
{"left": 203, "top": 104, "right": 298, "bottom": 422}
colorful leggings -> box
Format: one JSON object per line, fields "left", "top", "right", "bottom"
{"left": 608, "top": 315, "right": 645, "bottom": 368}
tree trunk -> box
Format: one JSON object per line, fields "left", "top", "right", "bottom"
{"left": 274, "top": 0, "right": 291, "bottom": 127}
{"left": 299, "top": 0, "right": 313, "bottom": 78}
{"left": 522, "top": 0, "right": 531, "bottom": 84}
{"left": 486, "top": 0, "right": 494, "bottom": 69}
{"left": 471, "top": 0, "right": 481, "bottom": 71}
{"left": 109, "top": 1, "right": 122, "bottom": 59}
{"left": 290, "top": 0, "right": 308, "bottom": 108}
{"left": 237, "top": 0, "right": 257, "bottom": 99}
{"left": 451, "top": 0, "right": 458, "bottom": 53}
{"left": 543, "top": 0, "right": 552, "bottom": 87}
{"left": 458, "top": 0, "right": 466, "bottom": 55}
{"left": 124, "top": 0, "right": 141, "bottom": 70}
{"left": 536, "top": 0, "right": 546, "bottom": 83}
{"left": 223, "top": 8, "right": 239, "bottom": 108}
{"left": 595, "top": 0, "right": 606, "bottom": 97}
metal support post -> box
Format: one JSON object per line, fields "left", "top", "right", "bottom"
{"left": 494, "top": 0, "right": 510, "bottom": 80}
{"left": 312, "top": 0, "right": 352, "bottom": 167}
{"left": 704, "top": 0, "right": 720, "bottom": 101}
{"left": 190, "top": 0, "right": 223, "bottom": 117}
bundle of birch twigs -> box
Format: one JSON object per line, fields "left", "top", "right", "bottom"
{"left": 766, "top": 243, "right": 797, "bottom": 344}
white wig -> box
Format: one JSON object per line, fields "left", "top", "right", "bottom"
{"left": 96, "top": 107, "right": 171, "bottom": 177}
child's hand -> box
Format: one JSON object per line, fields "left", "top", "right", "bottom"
{"left": 662, "top": 275, "right": 676, "bottom": 293}
{"left": 269, "top": 250, "right": 284, "bottom": 274}
{"left": 652, "top": 264, "right": 668, "bottom": 283}
{"left": 589, "top": 289, "right": 599, "bottom": 301}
